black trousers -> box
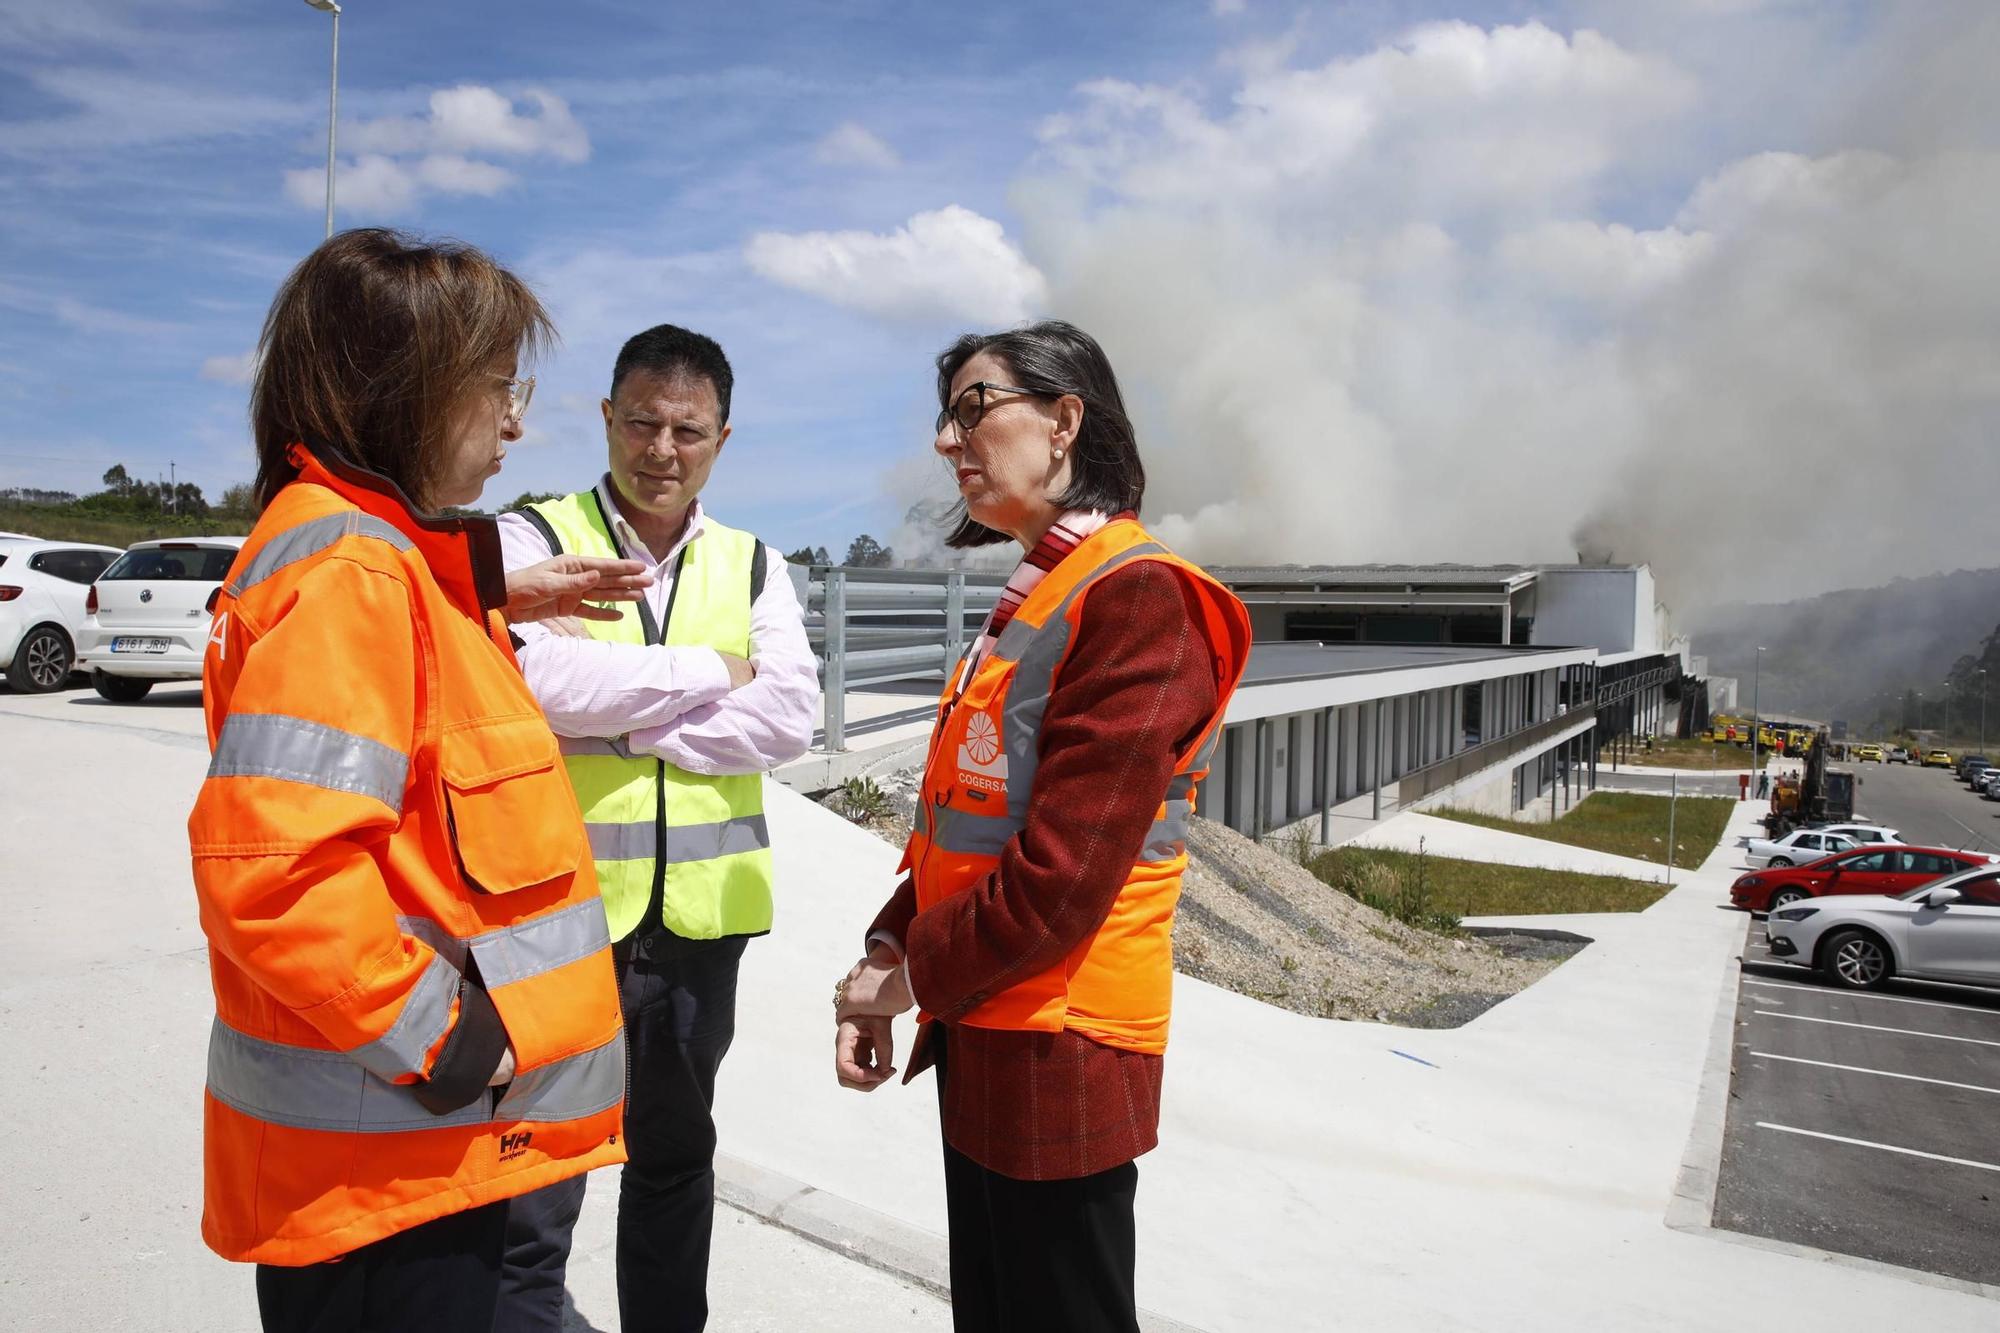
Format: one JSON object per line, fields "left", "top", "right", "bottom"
{"left": 492, "top": 930, "right": 746, "bottom": 1333}
{"left": 256, "top": 1201, "right": 509, "bottom": 1333}
{"left": 934, "top": 1034, "right": 1141, "bottom": 1333}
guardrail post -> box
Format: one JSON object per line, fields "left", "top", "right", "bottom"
{"left": 824, "top": 569, "right": 847, "bottom": 752}
{"left": 945, "top": 569, "right": 965, "bottom": 674}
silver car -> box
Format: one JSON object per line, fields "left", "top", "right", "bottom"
{"left": 1764, "top": 864, "right": 2000, "bottom": 990}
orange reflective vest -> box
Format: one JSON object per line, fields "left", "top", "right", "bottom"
{"left": 905, "top": 519, "right": 1250, "bottom": 1054}
{"left": 189, "top": 445, "right": 626, "bottom": 1266}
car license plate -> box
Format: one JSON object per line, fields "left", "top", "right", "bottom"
{"left": 111, "top": 637, "right": 172, "bottom": 654}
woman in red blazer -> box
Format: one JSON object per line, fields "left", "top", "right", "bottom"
{"left": 833, "top": 321, "right": 1249, "bottom": 1333}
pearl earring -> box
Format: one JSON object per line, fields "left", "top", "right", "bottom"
{"left": 1053, "top": 448, "right": 1065, "bottom": 460}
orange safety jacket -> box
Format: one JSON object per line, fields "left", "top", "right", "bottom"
{"left": 904, "top": 519, "right": 1250, "bottom": 1054}
{"left": 189, "top": 445, "right": 626, "bottom": 1266}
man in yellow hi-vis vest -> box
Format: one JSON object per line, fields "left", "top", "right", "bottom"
{"left": 493, "top": 325, "right": 818, "bottom": 1333}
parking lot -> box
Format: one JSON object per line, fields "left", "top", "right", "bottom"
{"left": 1713, "top": 759, "right": 2000, "bottom": 1286}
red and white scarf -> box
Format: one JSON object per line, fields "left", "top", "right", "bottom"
{"left": 952, "top": 510, "right": 1112, "bottom": 696}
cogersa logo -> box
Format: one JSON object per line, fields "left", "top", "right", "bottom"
{"left": 956, "top": 711, "right": 1007, "bottom": 792}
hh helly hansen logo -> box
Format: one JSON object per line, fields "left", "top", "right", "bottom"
{"left": 500, "top": 1131, "right": 534, "bottom": 1162}
{"left": 956, "top": 711, "right": 1007, "bottom": 792}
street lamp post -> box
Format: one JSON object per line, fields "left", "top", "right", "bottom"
{"left": 1752, "top": 646, "right": 1764, "bottom": 792}
{"left": 304, "top": 1, "right": 342, "bottom": 239}
{"left": 1981, "top": 668, "right": 1989, "bottom": 757}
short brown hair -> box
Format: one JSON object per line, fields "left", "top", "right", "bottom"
{"left": 251, "top": 228, "right": 553, "bottom": 508}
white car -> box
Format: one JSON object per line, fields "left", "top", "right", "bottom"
{"left": 1814, "top": 823, "right": 1902, "bottom": 846}
{"left": 75, "top": 536, "right": 244, "bottom": 701}
{"left": 0, "top": 538, "right": 125, "bottom": 692}
{"left": 1742, "top": 827, "right": 1862, "bottom": 869}
{"left": 1765, "top": 864, "right": 2000, "bottom": 990}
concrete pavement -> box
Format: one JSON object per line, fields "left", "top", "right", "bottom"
{"left": 5, "top": 685, "right": 1998, "bottom": 1328}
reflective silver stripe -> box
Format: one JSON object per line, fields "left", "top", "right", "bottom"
{"left": 996, "top": 544, "right": 1171, "bottom": 822}
{"left": 665, "top": 814, "right": 770, "bottom": 863}
{"left": 467, "top": 899, "right": 611, "bottom": 990}
{"left": 395, "top": 915, "right": 467, "bottom": 970}
{"left": 585, "top": 815, "right": 770, "bottom": 864}
{"left": 586, "top": 820, "right": 655, "bottom": 862}
{"left": 558, "top": 735, "right": 635, "bottom": 760}
{"left": 206, "top": 1020, "right": 624, "bottom": 1134}
{"left": 922, "top": 803, "right": 1023, "bottom": 856}
{"left": 1141, "top": 798, "right": 1193, "bottom": 862}
{"left": 208, "top": 712, "right": 409, "bottom": 810}
{"left": 226, "top": 510, "right": 414, "bottom": 597}
{"left": 493, "top": 1033, "right": 626, "bottom": 1123}
{"left": 347, "top": 952, "right": 460, "bottom": 1082}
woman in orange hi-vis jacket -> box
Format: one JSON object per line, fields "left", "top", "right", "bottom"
{"left": 188, "top": 229, "right": 653, "bottom": 1333}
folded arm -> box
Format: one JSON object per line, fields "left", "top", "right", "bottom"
{"left": 627, "top": 549, "right": 819, "bottom": 775}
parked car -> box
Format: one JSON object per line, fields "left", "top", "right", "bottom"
{"left": 1811, "top": 822, "right": 1901, "bottom": 845}
{"left": 0, "top": 538, "right": 125, "bottom": 692}
{"left": 1924, "top": 748, "right": 1956, "bottom": 769}
{"left": 1742, "top": 828, "right": 1859, "bottom": 869}
{"left": 73, "top": 537, "right": 243, "bottom": 701}
{"left": 1853, "top": 744, "right": 1885, "bottom": 763}
{"left": 1887, "top": 746, "right": 1911, "bottom": 764}
{"left": 1962, "top": 756, "right": 1994, "bottom": 784}
{"left": 1764, "top": 864, "right": 2000, "bottom": 990}
{"left": 1730, "top": 844, "right": 1994, "bottom": 913}
{"left": 1980, "top": 770, "right": 2000, "bottom": 799}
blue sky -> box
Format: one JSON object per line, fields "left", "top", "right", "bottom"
{"left": 3, "top": 1, "right": 1992, "bottom": 603}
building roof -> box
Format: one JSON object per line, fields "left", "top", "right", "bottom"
{"left": 1240, "top": 641, "right": 1584, "bottom": 687}
{"left": 1210, "top": 563, "right": 1539, "bottom": 590}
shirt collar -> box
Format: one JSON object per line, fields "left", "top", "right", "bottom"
{"left": 594, "top": 475, "right": 706, "bottom": 566}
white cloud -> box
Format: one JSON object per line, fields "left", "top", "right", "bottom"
{"left": 200, "top": 348, "right": 257, "bottom": 385}
{"left": 744, "top": 205, "right": 1049, "bottom": 325}
{"left": 1009, "top": 15, "right": 2000, "bottom": 605}
{"left": 814, "top": 122, "right": 900, "bottom": 171}
{"left": 284, "top": 86, "right": 583, "bottom": 216}
{"left": 51, "top": 297, "right": 185, "bottom": 338}
{"left": 343, "top": 86, "right": 589, "bottom": 165}
{"left": 1212, "top": 0, "right": 1247, "bottom": 16}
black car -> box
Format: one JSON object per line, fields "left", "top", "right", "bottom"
{"left": 1961, "top": 755, "right": 1993, "bottom": 785}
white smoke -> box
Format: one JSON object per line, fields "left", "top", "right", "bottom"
{"left": 1004, "top": 12, "right": 2000, "bottom": 606}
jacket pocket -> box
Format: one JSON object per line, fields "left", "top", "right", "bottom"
{"left": 441, "top": 713, "right": 587, "bottom": 894}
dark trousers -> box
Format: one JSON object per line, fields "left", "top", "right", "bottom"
{"left": 257, "top": 1201, "right": 508, "bottom": 1333}
{"left": 934, "top": 1035, "right": 1140, "bottom": 1333}
{"left": 493, "top": 930, "right": 746, "bottom": 1333}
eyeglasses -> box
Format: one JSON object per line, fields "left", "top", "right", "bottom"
{"left": 495, "top": 374, "right": 535, "bottom": 424}
{"left": 936, "top": 381, "right": 1046, "bottom": 439}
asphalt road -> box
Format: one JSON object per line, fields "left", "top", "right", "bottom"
{"left": 1846, "top": 756, "right": 2000, "bottom": 857}
{"left": 1711, "top": 759, "right": 2000, "bottom": 1286}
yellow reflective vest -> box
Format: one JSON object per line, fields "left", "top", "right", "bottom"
{"left": 521, "top": 491, "right": 774, "bottom": 941}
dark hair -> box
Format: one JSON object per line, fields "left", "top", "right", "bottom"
{"left": 256, "top": 226, "right": 556, "bottom": 506}
{"left": 609, "top": 323, "right": 733, "bottom": 423}
{"left": 934, "top": 320, "right": 1145, "bottom": 548}
{"left": 251, "top": 228, "right": 552, "bottom": 509}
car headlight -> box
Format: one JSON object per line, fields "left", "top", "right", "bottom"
{"left": 1772, "top": 907, "right": 1820, "bottom": 922}
{"left": 1738, "top": 877, "right": 1764, "bottom": 888}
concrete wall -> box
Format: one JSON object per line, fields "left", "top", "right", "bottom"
{"left": 1531, "top": 567, "right": 1655, "bottom": 656}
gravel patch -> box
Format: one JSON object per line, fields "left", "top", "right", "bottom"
{"left": 820, "top": 774, "right": 1585, "bottom": 1029}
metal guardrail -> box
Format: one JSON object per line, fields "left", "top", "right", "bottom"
{"left": 806, "top": 566, "right": 1005, "bottom": 751}
{"left": 1396, "top": 704, "right": 1597, "bottom": 807}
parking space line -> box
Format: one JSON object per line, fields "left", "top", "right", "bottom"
{"left": 1750, "top": 1051, "right": 2000, "bottom": 1096}
{"left": 1745, "top": 979, "right": 2000, "bottom": 1018}
{"left": 1756, "top": 1123, "right": 2000, "bottom": 1173}
{"left": 1752, "top": 1011, "right": 2000, "bottom": 1047}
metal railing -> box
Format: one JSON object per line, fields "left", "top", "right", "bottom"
{"left": 806, "top": 566, "right": 1005, "bottom": 750}
{"left": 1397, "top": 704, "right": 1597, "bottom": 807}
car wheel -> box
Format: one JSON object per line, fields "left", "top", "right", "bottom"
{"left": 7, "top": 624, "right": 73, "bottom": 693}
{"left": 1768, "top": 857, "right": 1792, "bottom": 868}
{"left": 1770, "top": 888, "right": 1808, "bottom": 909}
{"left": 1822, "top": 929, "right": 1892, "bottom": 990}
{"left": 91, "top": 671, "right": 153, "bottom": 703}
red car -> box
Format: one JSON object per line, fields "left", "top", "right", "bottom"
{"left": 1730, "top": 845, "right": 1996, "bottom": 913}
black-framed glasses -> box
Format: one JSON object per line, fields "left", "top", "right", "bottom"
{"left": 495, "top": 374, "right": 535, "bottom": 424}
{"left": 936, "top": 381, "right": 1046, "bottom": 439}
